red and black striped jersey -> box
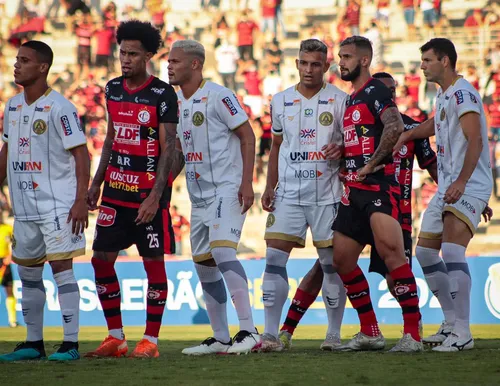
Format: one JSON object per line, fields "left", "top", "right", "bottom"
{"left": 395, "top": 114, "right": 437, "bottom": 231}
{"left": 102, "top": 76, "right": 178, "bottom": 209}
{"left": 342, "top": 77, "right": 398, "bottom": 191}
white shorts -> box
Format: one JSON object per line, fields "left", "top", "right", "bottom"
{"left": 12, "top": 214, "right": 86, "bottom": 266}
{"left": 264, "top": 201, "right": 339, "bottom": 248}
{"left": 190, "top": 197, "right": 246, "bottom": 263}
{"left": 420, "top": 194, "right": 486, "bottom": 239}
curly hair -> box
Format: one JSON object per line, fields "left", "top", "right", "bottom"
{"left": 116, "top": 20, "right": 162, "bottom": 55}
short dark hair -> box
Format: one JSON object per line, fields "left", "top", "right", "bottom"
{"left": 372, "top": 72, "right": 394, "bottom": 80}
{"left": 116, "top": 20, "right": 162, "bottom": 55}
{"left": 21, "top": 40, "right": 53, "bottom": 69}
{"left": 339, "top": 36, "right": 373, "bottom": 56}
{"left": 299, "top": 39, "right": 327, "bottom": 56}
{"left": 420, "top": 38, "right": 457, "bottom": 70}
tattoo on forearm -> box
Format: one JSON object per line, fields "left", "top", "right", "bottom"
{"left": 368, "top": 107, "right": 403, "bottom": 167}
{"left": 151, "top": 124, "right": 177, "bottom": 197}
{"left": 93, "top": 137, "right": 113, "bottom": 186}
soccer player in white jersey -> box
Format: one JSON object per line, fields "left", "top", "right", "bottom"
{"left": 0, "top": 41, "right": 89, "bottom": 361}
{"left": 260, "top": 39, "right": 348, "bottom": 352}
{"left": 168, "top": 40, "right": 261, "bottom": 355}
{"left": 394, "top": 38, "right": 493, "bottom": 352}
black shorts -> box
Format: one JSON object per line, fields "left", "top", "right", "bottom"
{"left": 259, "top": 137, "right": 272, "bottom": 157}
{"left": 332, "top": 185, "right": 400, "bottom": 246}
{"left": 77, "top": 45, "right": 91, "bottom": 65}
{"left": 93, "top": 202, "right": 175, "bottom": 256}
{"left": 369, "top": 229, "right": 413, "bottom": 277}
{"left": 95, "top": 54, "right": 109, "bottom": 68}
{"left": 238, "top": 45, "right": 254, "bottom": 60}
{"left": 1, "top": 263, "right": 13, "bottom": 287}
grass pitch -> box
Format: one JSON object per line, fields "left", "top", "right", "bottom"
{"left": 0, "top": 325, "right": 500, "bottom": 386}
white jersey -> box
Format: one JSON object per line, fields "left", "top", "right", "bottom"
{"left": 434, "top": 77, "right": 493, "bottom": 203}
{"left": 2, "top": 89, "right": 87, "bottom": 221}
{"left": 271, "top": 83, "right": 347, "bottom": 206}
{"left": 177, "top": 80, "right": 248, "bottom": 207}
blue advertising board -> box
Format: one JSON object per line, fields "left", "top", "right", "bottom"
{"left": 1, "top": 257, "right": 499, "bottom": 326}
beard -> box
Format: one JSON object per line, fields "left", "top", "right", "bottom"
{"left": 340, "top": 63, "right": 362, "bottom": 81}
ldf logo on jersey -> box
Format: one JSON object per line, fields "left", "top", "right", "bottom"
{"left": 455, "top": 90, "right": 464, "bottom": 105}
{"left": 12, "top": 161, "right": 42, "bottom": 173}
{"left": 61, "top": 115, "right": 72, "bottom": 136}
{"left": 138, "top": 108, "right": 151, "bottom": 124}
{"left": 18, "top": 137, "right": 30, "bottom": 154}
{"left": 294, "top": 170, "right": 323, "bottom": 179}
{"left": 289, "top": 151, "right": 326, "bottom": 162}
{"left": 97, "top": 206, "right": 116, "bottom": 227}
{"left": 115, "top": 123, "right": 141, "bottom": 145}
{"left": 17, "top": 180, "right": 39, "bottom": 191}
{"left": 304, "top": 109, "right": 313, "bottom": 117}
{"left": 222, "top": 97, "right": 238, "bottom": 116}
{"left": 344, "top": 125, "right": 359, "bottom": 147}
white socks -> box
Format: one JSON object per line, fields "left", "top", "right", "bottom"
{"left": 53, "top": 270, "right": 80, "bottom": 343}
{"left": 18, "top": 266, "right": 46, "bottom": 342}
{"left": 262, "top": 247, "right": 290, "bottom": 338}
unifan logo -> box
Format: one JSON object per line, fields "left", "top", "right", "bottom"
{"left": 185, "top": 152, "right": 203, "bottom": 163}
{"left": 12, "top": 161, "right": 42, "bottom": 172}
{"left": 289, "top": 152, "right": 326, "bottom": 162}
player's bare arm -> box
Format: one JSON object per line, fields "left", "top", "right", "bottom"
{"left": 0, "top": 144, "right": 8, "bottom": 184}
{"left": 88, "top": 117, "right": 115, "bottom": 210}
{"left": 427, "top": 161, "right": 439, "bottom": 183}
{"left": 393, "top": 117, "right": 435, "bottom": 155}
{"left": 444, "top": 112, "right": 483, "bottom": 204}
{"left": 234, "top": 121, "right": 256, "bottom": 214}
{"left": 68, "top": 145, "right": 90, "bottom": 235}
{"left": 170, "top": 138, "right": 185, "bottom": 181}
{"left": 359, "top": 106, "right": 403, "bottom": 180}
{"left": 262, "top": 134, "right": 282, "bottom": 212}
{"left": 136, "top": 122, "right": 177, "bottom": 224}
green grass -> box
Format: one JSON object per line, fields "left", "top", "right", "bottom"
{"left": 1, "top": 325, "right": 500, "bottom": 386}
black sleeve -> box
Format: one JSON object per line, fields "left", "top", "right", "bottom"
{"left": 415, "top": 137, "right": 437, "bottom": 169}
{"left": 158, "top": 86, "right": 179, "bottom": 124}
{"left": 368, "top": 80, "right": 397, "bottom": 120}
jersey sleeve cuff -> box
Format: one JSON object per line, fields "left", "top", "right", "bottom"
{"left": 64, "top": 141, "right": 88, "bottom": 151}
{"left": 458, "top": 110, "right": 480, "bottom": 119}
{"left": 271, "top": 130, "right": 283, "bottom": 136}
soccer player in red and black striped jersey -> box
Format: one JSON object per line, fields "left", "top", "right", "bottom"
{"left": 330, "top": 36, "right": 422, "bottom": 352}
{"left": 86, "top": 21, "right": 183, "bottom": 359}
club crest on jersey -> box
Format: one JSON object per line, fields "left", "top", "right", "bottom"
{"left": 399, "top": 145, "right": 408, "bottom": 156}
{"left": 266, "top": 213, "right": 276, "bottom": 228}
{"left": 352, "top": 109, "right": 361, "bottom": 123}
{"left": 137, "top": 108, "right": 151, "bottom": 124}
{"left": 32, "top": 119, "right": 47, "bottom": 135}
{"left": 319, "top": 112, "right": 333, "bottom": 126}
{"left": 192, "top": 111, "right": 205, "bottom": 126}
{"left": 440, "top": 108, "right": 446, "bottom": 121}
{"left": 304, "top": 108, "right": 313, "bottom": 117}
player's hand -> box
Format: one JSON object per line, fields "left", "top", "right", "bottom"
{"left": 261, "top": 186, "right": 276, "bottom": 212}
{"left": 135, "top": 193, "right": 159, "bottom": 225}
{"left": 338, "top": 167, "right": 347, "bottom": 183}
{"left": 443, "top": 179, "right": 466, "bottom": 204}
{"left": 356, "top": 164, "right": 385, "bottom": 182}
{"left": 482, "top": 205, "right": 493, "bottom": 222}
{"left": 67, "top": 198, "right": 89, "bottom": 235}
{"left": 393, "top": 131, "right": 412, "bottom": 156}
{"left": 238, "top": 181, "right": 254, "bottom": 214}
{"left": 87, "top": 184, "right": 101, "bottom": 211}
{"left": 321, "top": 143, "right": 344, "bottom": 160}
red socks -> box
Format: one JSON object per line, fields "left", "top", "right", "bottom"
{"left": 92, "top": 258, "right": 123, "bottom": 331}
{"left": 280, "top": 288, "right": 318, "bottom": 335}
{"left": 143, "top": 260, "right": 168, "bottom": 338}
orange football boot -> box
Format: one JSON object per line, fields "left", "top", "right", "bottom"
{"left": 85, "top": 335, "right": 128, "bottom": 358}
{"left": 129, "top": 339, "right": 160, "bottom": 358}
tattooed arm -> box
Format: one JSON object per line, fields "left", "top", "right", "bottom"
{"left": 135, "top": 122, "right": 177, "bottom": 224}
{"left": 170, "top": 138, "right": 185, "bottom": 181}
{"left": 361, "top": 106, "right": 404, "bottom": 177}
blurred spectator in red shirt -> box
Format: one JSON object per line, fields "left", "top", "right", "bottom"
{"left": 344, "top": 0, "right": 361, "bottom": 36}
{"left": 405, "top": 68, "right": 421, "bottom": 104}
{"left": 464, "top": 64, "right": 480, "bottom": 91}
{"left": 402, "top": 0, "right": 417, "bottom": 39}
{"left": 405, "top": 99, "right": 428, "bottom": 123}
{"left": 171, "top": 206, "right": 190, "bottom": 256}
{"left": 236, "top": 9, "right": 259, "bottom": 60}
{"left": 74, "top": 13, "right": 94, "bottom": 82}
{"left": 94, "top": 19, "right": 114, "bottom": 80}
{"left": 261, "top": 0, "right": 277, "bottom": 38}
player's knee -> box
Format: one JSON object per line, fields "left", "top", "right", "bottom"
{"left": 49, "top": 259, "right": 73, "bottom": 274}
{"left": 197, "top": 257, "right": 217, "bottom": 267}
{"left": 299, "top": 259, "right": 323, "bottom": 291}
{"left": 92, "top": 251, "right": 118, "bottom": 263}
{"left": 266, "top": 239, "right": 295, "bottom": 253}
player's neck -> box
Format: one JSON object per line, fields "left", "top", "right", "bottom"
{"left": 439, "top": 71, "right": 460, "bottom": 92}
{"left": 125, "top": 72, "right": 151, "bottom": 90}
{"left": 23, "top": 80, "right": 50, "bottom": 106}
{"left": 297, "top": 82, "right": 323, "bottom": 99}
{"left": 351, "top": 72, "right": 371, "bottom": 94}
{"left": 180, "top": 76, "right": 204, "bottom": 100}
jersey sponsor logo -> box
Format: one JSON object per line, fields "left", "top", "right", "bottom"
{"left": 118, "top": 110, "right": 134, "bottom": 117}
{"left": 437, "top": 144, "right": 445, "bottom": 155}
{"left": 112, "top": 81, "right": 121, "bottom": 85}
{"left": 116, "top": 155, "right": 131, "bottom": 167}
{"left": 304, "top": 108, "right": 313, "bottom": 117}
{"left": 23, "top": 115, "right": 29, "bottom": 123}
{"left": 109, "top": 94, "right": 123, "bottom": 101}
{"left": 344, "top": 125, "right": 359, "bottom": 147}
{"left": 34, "top": 105, "right": 51, "bottom": 112}
{"left": 18, "top": 137, "right": 30, "bottom": 154}
{"left": 460, "top": 199, "right": 476, "bottom": 214}
{"left": 352, "top": 109, "right": 361, "bottom": 123}
{"left": 318, "top": 98, "right": 335, "bottom": 105}
{"left": 146, "top": 127, "right": 157, "bottom": 176}
{"left": 289, "top": 151, "right": 326, "bottom": 162}
{"left": 71, "top": 234, "right": 83, "bottom": 244}
{"left": 9, "top": 104, "right": 22, "bottom": 112}
{"left": 12, "top": 161, "right": 42, "bottom": 173}
{"left": 193, "top": 97, "right": 207, "bottom": 103}
{"left": 294, "top": 169, "right": 323, "bottom": 179}
{"left": 109, "top": 180, "right": 139, "bottom": 192}
{"left": 134, "top": 97, "right": 150, "bottom": 104}
{"left": 365, "top": 86, "right": 375, "bottom": 94}
{"left": 373, "top": 199, "right": 382, "bottom": 207}
{"left": 151, "top": 87, "right": 165, "bottom": 95}
{"left": 361, "top": 126, "right": 369, "bottom": 135}
{"left": 97, "top": 205, "right": 117, "bottom": 227}
{"left": 341, "top": 185, "right": 350, "bottom": 205}
{"left": 110, "top": 171, "right": 140, "bottom": 184}
{"left": 440, "top": 108, "right": 446, "bottom": 121}
{"left": 222, "top": 96, "right": 238, "bottom": 116}
{"left": 346, "top": 159, "right": 356, "bottom": 168}
{"left": 192, "top": 111, "right": 205, "bottom": 126}
{"left": 284, "top": 99, "right": 300, "bottom": 107}
{"left": 183, "top": 109, "right": 189, "bottom": 118}
{"left": 185, "top": 152, "right": 203, "bottom": 163}
{"left": 319, "top": 111, "right": 333, "bottom": 126}
{"left": 470, "top": 93, "right": 478, "bottom": 104}
{"left": 137, "top": 108, "right": 151, "bottom": 124}
{"left": 374, "top": 100, "right": 384, "bottom": 114}
{"left": 73, "top": 112, "right": 83, "bottom": 131}
{"left": 300, "top": 128, "right": 316, "bottom": 145}
{"left": 455, "top": 90, "right": 464, "bottom": 105}
{"left": 186, "top": 171, "right": 201, "bottom": 181}
{"left": 32, "top": 119, "right": 47, "bottom": 135}
{"left": 115, "top": 123, "right": 141, "bottom": 145}
{"left": 160, "top": 101, "right": 167, "bottom": 116}
{"left": 230, "top": 228, "right": 242, "bottom": 238}
{"left": 61, "top": 115, "right": 72, "bottom": 136}
{"left": 183, "top": 130, "right": 192, "bottom": 146}
{"left": 17, "top": 180, "right": 39, "bottom": 191}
